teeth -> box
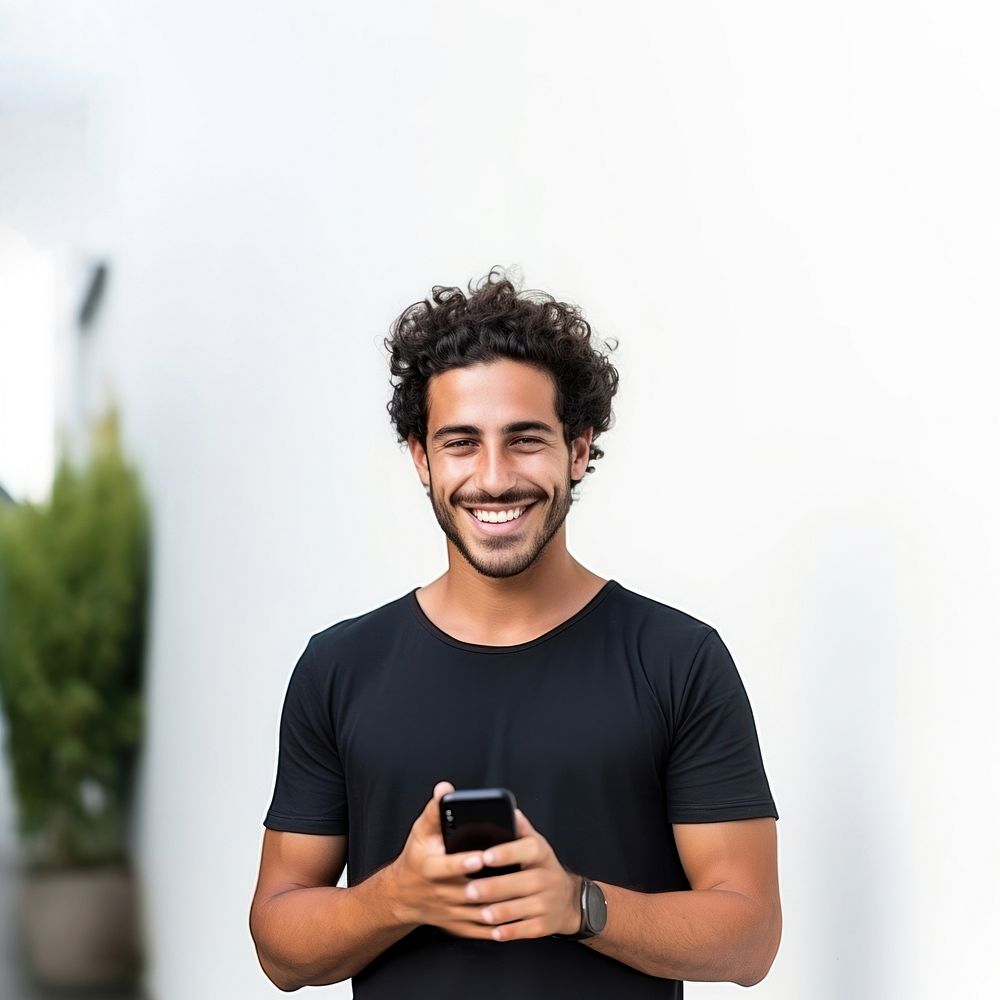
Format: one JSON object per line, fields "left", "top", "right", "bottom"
{"left": 472, "top": 506, "right": 526, "bottom": 523}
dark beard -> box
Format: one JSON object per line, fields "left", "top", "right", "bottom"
{"left": 427, "top": 462, "right": 573, "bottom": 579}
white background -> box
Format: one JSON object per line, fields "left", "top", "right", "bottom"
{"left": 1, "top": 2, "right": 997, "bottom": 997}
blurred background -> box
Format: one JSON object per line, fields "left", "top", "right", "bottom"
{"left": 1, "top": 1, "right": 997, "bottom": 998}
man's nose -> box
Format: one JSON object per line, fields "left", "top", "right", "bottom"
{"left": 474, "top": 441, "right": 518, "bottom": 497}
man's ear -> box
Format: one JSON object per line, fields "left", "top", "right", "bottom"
{"left": 408, "top": 433, "right": 430, "bottom": 489}
{"left": 571, "top": 427, "right": 594, "bottom": 481}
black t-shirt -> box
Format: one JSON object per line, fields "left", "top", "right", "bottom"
{"left": 263, "top": 579, "right": 778, "bottom": 998}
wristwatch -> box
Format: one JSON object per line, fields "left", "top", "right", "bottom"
{"left": 552, "top": 876, "right": 608, "bottom": 941}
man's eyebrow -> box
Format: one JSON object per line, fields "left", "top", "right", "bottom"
{"left": 431, "top": 421, "right": 556, "bottom": 441}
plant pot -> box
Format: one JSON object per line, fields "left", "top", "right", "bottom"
{"left": 20, "top": 862, "right": 142, "bottom": 988}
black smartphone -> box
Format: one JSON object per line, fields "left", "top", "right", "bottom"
{"left": 440, "top": 787, "right": 521, "bottom": 879}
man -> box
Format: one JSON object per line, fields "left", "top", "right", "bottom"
{"left": 250, "top": 269, "right": 781, "bottom": 997}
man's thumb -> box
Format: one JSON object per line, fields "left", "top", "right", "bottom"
{"left": 435, "top": 779, "right": 456, "bottom": 798}
{"left": 420, "top": 780, "right": 455, "bottom": 827}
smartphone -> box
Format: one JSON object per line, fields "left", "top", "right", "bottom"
{"left": 440, "top": 787, "right": 521, "bottom": 879}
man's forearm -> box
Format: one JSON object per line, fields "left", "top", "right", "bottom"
{"left": 251, "top": 863, "right": 417, "bottom": 990}
{"left": 580, "top": 880, "right": 780, "bottom": 987}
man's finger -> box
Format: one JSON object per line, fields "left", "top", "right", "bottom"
{"left": 416, "top": 780, "right": 455, "bottom": 832}
{"left": 461, "top": 868, "right": 540, "bottom": 904}
{"left": 424, "top": 848, "right": 484, "bottom": 881}
{"left": 433, "top": 780, "right": 455, "bottom": 804}
{"left": 482, "top": 833, "right": 541, "bottom": 870}
{"left": 514, "top": 807, "right": 533, "bottom": 838}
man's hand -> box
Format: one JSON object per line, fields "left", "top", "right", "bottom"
{"left": 387, "top": 783, "right": 580, "bottom": 941}
{"left": 387, "top": 781, "right": 494, "bottom": 937}
{"left": 456, "top": 805, "right": 581, "bottom": 941}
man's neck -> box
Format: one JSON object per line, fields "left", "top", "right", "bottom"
{"left": 416, "top": 559, "right": 609, "bottom": 647}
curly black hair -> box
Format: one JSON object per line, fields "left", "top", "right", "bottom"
{"left": 384, "top": 267, "right": 620, "bottom": 490}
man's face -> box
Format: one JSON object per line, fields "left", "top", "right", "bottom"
{"left": 409, "top": 359, "right": 592, "bottom": 580}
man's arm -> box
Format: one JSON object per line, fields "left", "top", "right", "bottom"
{"left": 249, "top": 830, "right": 420, "bottom": 991}
{"left": 250, "top": 782, "right": 501, "bottom": 991}
{"left": 580, "top": 817, "right": 781, "bottom": 987}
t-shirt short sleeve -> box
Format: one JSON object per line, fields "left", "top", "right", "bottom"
{"left": 664, "top": 628, "right": 778, "bottom": 824}
{"left": 263, "top": 636, "right": 348, "bottom": 835}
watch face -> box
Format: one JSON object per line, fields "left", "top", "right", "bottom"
{"left": 585, "top": 881, "right": 608, "bottom": 932}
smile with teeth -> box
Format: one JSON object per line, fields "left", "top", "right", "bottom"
{"left": 462, "top": 501, "right": 538, "bottom": 531}
{"left": 471, "top": 505, "right": 528, "bottom": 523}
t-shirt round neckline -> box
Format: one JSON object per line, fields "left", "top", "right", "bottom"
{"left": 406, "top": 579, "right": 619, "bottom": 655}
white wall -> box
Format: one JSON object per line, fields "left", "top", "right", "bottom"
{"left": 0, "top": 225, "right": 57, "bottom": 504}
{"left": 1, "top": 2, "right": 997, "bottom": 998}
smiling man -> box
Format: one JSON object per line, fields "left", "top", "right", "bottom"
{"left": 250, "top": 269, "right": 781, "bottom": 998}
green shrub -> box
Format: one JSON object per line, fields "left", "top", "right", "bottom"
{"left": 0, "top": 404, "right": 150, "bottom": 871}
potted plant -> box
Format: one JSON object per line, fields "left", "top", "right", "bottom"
{"left": 0, "top": 402, "right": 150, "bottom": 988}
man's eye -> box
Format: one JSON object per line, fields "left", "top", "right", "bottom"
{"left": 445, "top": 438, "right": 542, "bottom": 448}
